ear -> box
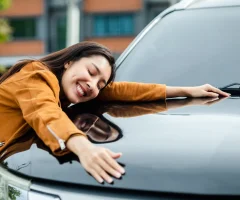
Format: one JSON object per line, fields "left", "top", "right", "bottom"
{"left": 64, "top": 61, "right": 72, "bottom": 69}
{"left": 64, "top": 63, "right": 69, "bottom": 69}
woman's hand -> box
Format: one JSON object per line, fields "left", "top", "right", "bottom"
{"left": 166, "top": 84, "right": 230, "bottom": 98}
{"left": 185, "top": 84, "right": 230, "bottom": 98}
{"left": 66, "top": 135, "right": 125, "bottom": 184}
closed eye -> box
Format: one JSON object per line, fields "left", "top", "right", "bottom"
{"left": 88, "top": 69, "right": 93, "bottom": 76}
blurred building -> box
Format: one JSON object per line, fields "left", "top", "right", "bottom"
{"left": 0, "top": 0, "right": 180, "bottom": 66}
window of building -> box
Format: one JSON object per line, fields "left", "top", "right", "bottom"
{"left": 48, "top": 14, "right": 67, "bottom": 52}
{"left": 9, "top": 18, "right": 37, "bottom": 39}
{"left": 56, "top": 15, "right": 67, "bottom": 51}
{"left": 93, "top": 14, "right": 134, "bottom": 37}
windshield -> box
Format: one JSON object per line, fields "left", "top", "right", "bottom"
{"left": 116, "top": 7, "right": 240, "bottom": 87}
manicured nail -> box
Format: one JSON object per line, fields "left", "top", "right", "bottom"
{"left": 116, "top": 172, "right": 121, "bottom": 178}
{"left": 120, "top": 168, "right": 125, "bottom": 174}
{"left": 108, "top": 178, "right": 113, "bottom": 183}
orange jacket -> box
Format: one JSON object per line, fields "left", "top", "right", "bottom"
{"left": 0, "top": 61, "right": 166, "bottom": 156}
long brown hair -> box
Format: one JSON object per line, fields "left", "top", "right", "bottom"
{"left": 0, "top": 41, "right": 116, "bottom": 85}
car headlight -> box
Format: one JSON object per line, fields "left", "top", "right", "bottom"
{"left": 0, "top": 165, "right": 60, "bottom": 200}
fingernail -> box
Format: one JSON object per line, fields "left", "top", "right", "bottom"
{"left": 120, "top": 168, "right": 125, "bottom": 174}
{"left": 108, "top": 178, "right": 113, "bottom": 183}
{"left": 116, "top": 172, "right": 121, "bottom": 178}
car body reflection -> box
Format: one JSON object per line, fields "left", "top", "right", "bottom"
{"left": 0, "top": 99, "right": 167, "bottom": 163}
{"left": 0, "top": 97, "right": 224, "bottom": 165}
{"left": 73, "top": 113, "right": 122, "bottom": 144}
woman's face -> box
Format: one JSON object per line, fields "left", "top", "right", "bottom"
{"left": 61, "top": 55, "right": 112, "bottom": 104}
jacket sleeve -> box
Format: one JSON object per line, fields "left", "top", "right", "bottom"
{"left": 11, "top": 66, "right": 86, "bottom": 156}
{"left": 105, "top": 102, "right": 167, "bottom": 118}
{"left": 97, "top": 82, "right": 166, "bottom": 102}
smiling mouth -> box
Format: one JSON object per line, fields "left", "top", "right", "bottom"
{"left": 76, "top": 84, "right": 86, "bottom": 97}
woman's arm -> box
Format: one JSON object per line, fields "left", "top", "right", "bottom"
{"left": 98, "top": 82, "right": 230, "bottom": 102}
{"left": 98, "top": 82, "right": 166, "bottom": 102}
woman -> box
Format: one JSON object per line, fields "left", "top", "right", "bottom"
{"left": 0, "top": 41, "right": 229, "bottom": 184}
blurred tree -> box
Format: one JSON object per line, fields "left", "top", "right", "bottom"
{"left": 8, "top": 186, "right": 21, "bottom": 200}
{"left": 0, "top": 18, "right": 11, "bottom": 42}
{"left": 0, "top": 65, "right": 7, "bottom": 74}
{"left": 0, "top": 0, "right": 12, "bottom": 43}
{"left": 0, "top": 0, "right": 12, "bottom": 75}
{"left": 0, "top": 0, "right": 11, "bottom": 10}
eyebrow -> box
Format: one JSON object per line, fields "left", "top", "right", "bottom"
{"left": 91, "top": 63, "right": 107, "bottom": 85}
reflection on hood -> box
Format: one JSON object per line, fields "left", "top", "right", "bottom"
{"left": 73, "top": 113, "right": 122, "bottom": 144}
{"left": 0, "top": 100, "right": 167, "bottom": 163}
{"left": 2, "top": 98, "right": 223, "bottom": 163}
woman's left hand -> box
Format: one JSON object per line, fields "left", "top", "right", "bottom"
{"left": 186, "top": 84, "right": 230, "bottom": 98}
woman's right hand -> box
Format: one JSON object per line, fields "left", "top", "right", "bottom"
{"left": 66, "top": 135, "right": 125, "bottom": 184}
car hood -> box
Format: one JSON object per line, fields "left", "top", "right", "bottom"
{"left": 2, "top": 97, "right": 240, "bottom": 195}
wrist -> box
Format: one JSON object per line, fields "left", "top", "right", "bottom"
{"left": 166, "top": 86, "right": 192, "bottom": 98}
{"left": 66, "top": 135, "right": 93, "bottom": 155}
{"left": 181, "top": 87, "right": 192, "bottom": 97}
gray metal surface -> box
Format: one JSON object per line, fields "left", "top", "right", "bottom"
{"left": 175, "top": 0, "right": 240, "bottom": 10}
{"left": 4, "top": 98, "right": 240, "bottom": 195}
{"left": 29, "top": 190, "right": 60, "bottom": 200}
{"left": 30, "top": 181, "right": 169, "bottom": 200}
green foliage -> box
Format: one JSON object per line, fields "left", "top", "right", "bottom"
{"left": 0, "top": 0, "right": 11, "bottom": 10}
{"left": 0, "top": 65, "right": 7, "bottom": 74}
{"left": 0, "top": 18, "right": 12, "bottom": 42}
{"left": 8, "top": 186, "right": 21, "bottom": 200}
{"left": 0, "top": 0, "right": 12, "bottom": 42}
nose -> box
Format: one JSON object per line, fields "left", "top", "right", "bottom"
{"left": 87, "top": 82, "right": 99, "bottom": 97}
{"left": 86, "top": 83, "right": 92, "bottom": 90}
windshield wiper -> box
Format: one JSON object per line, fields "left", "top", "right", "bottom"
{"left": 219, "top": 83, "right": 240, "bottom": 95}
{"left": 220, "top": 83, "right": 240, "bottom": 89}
